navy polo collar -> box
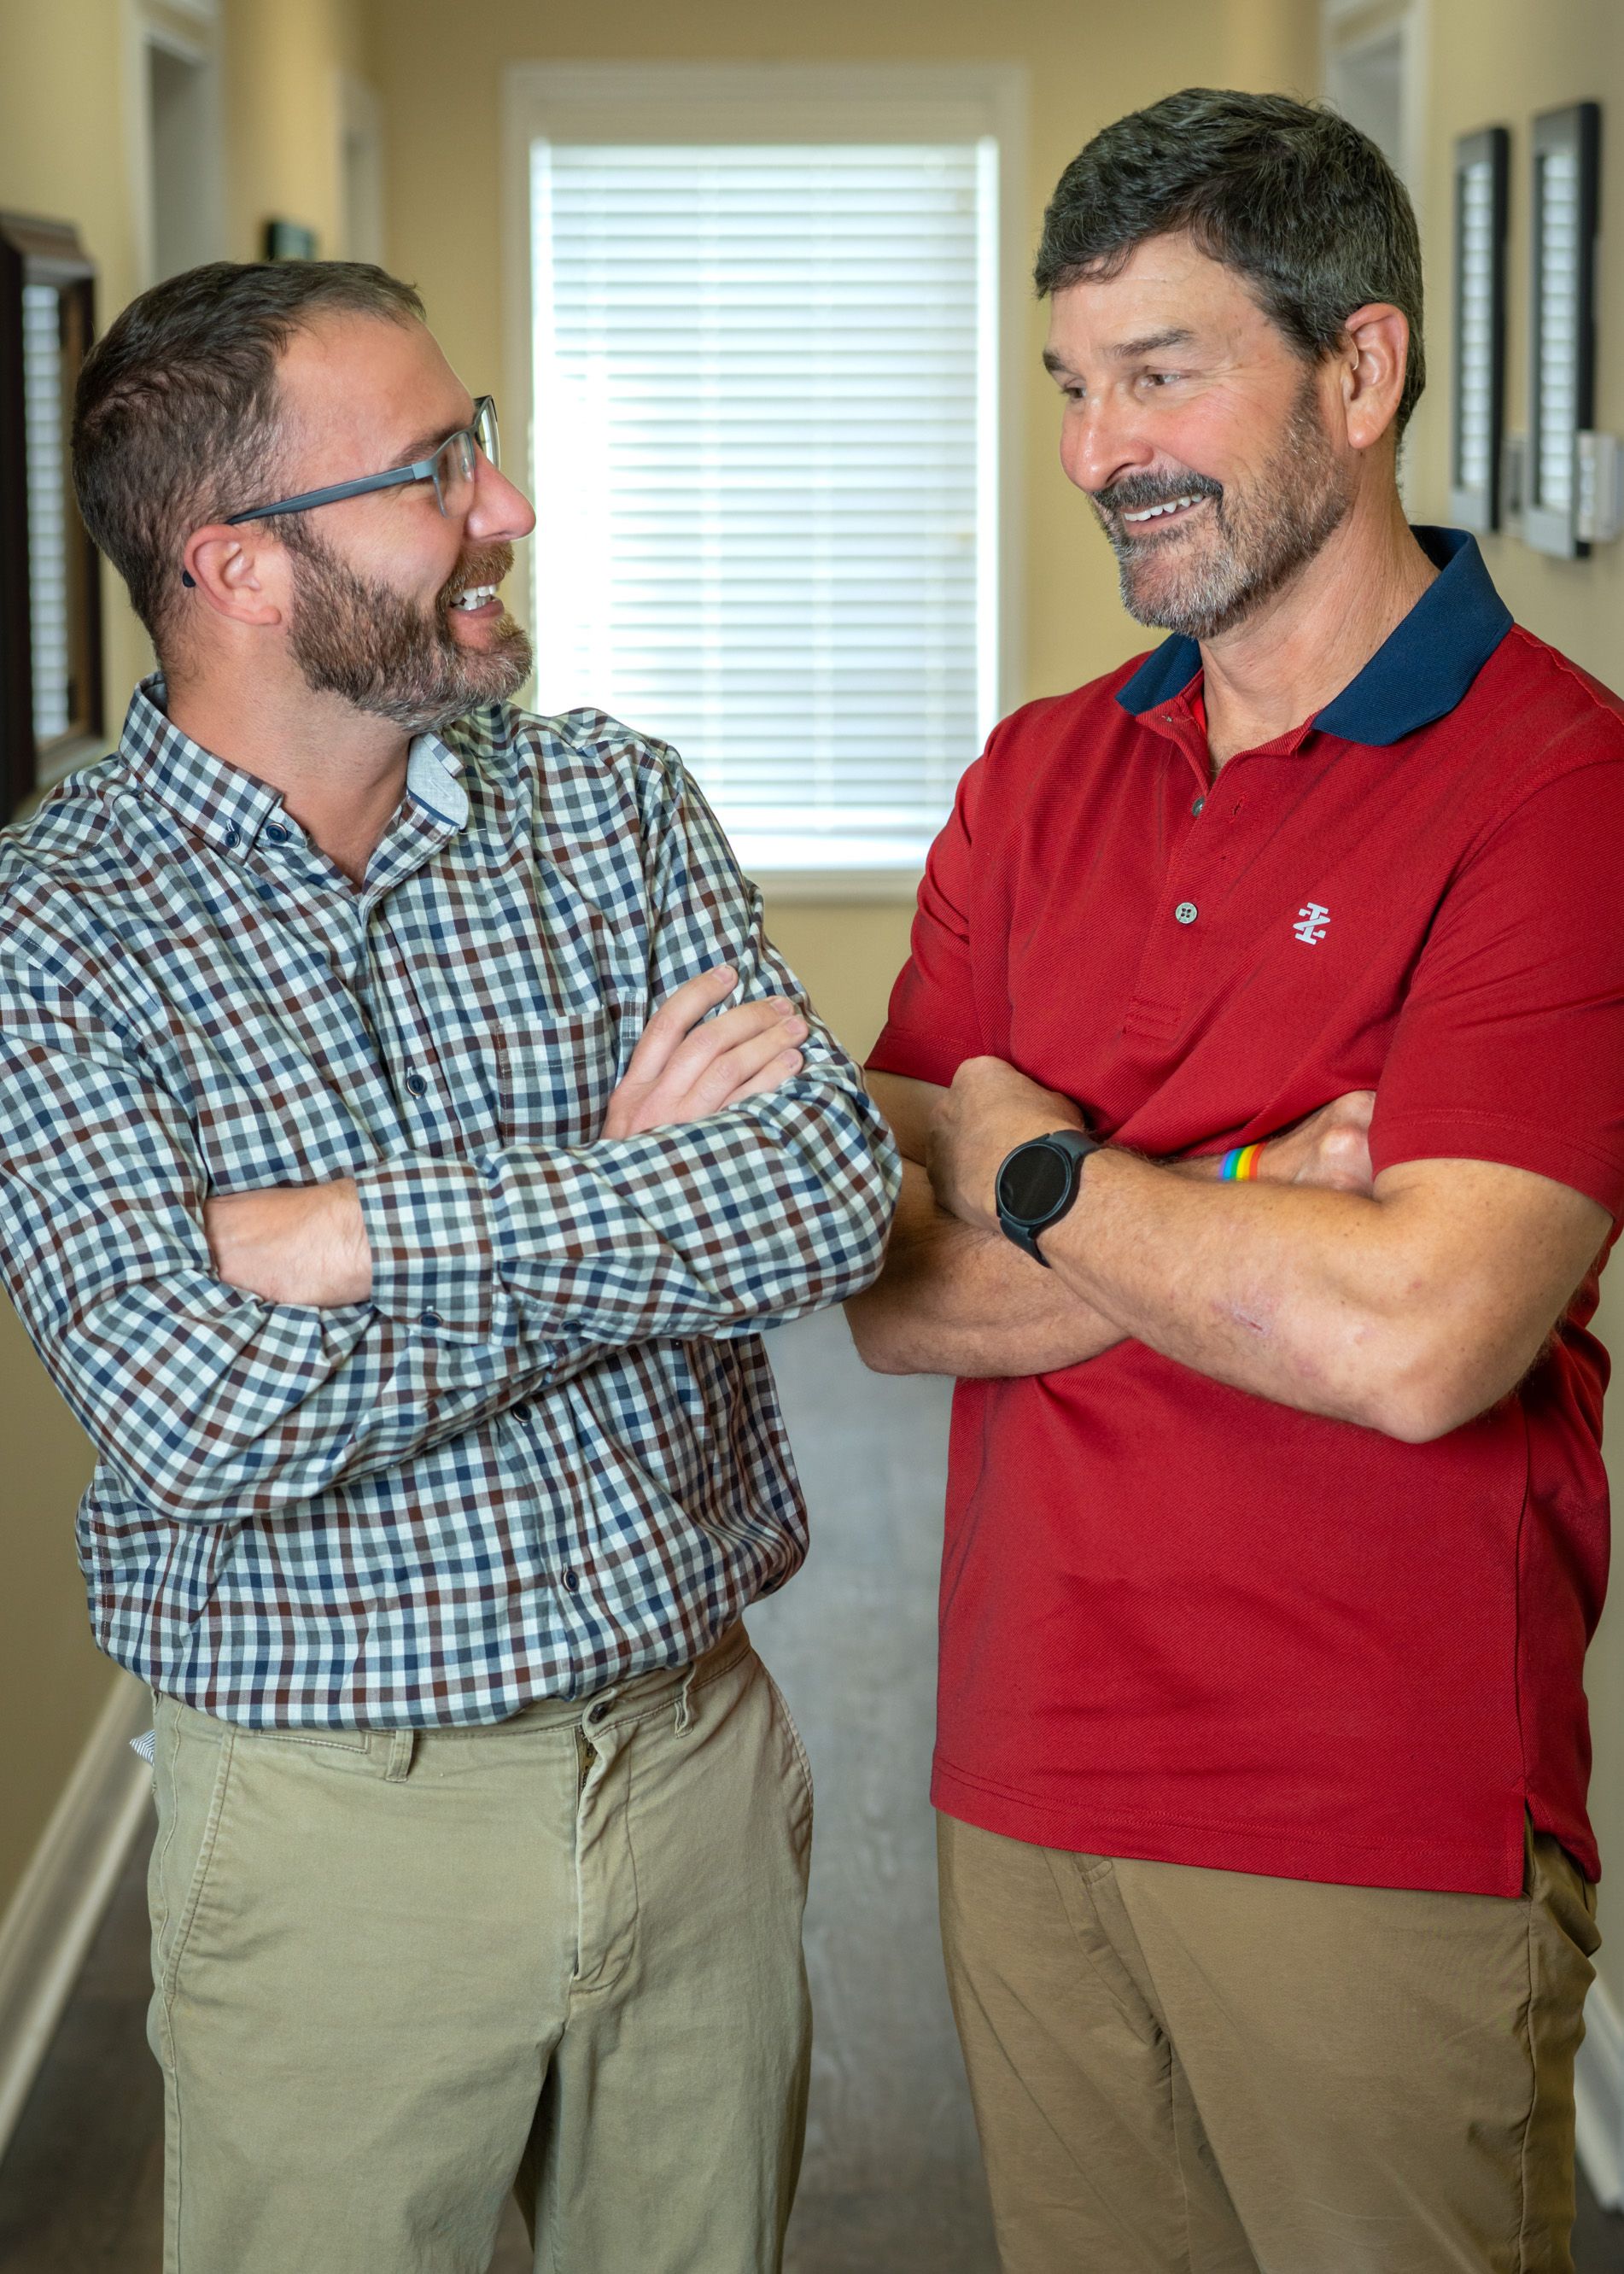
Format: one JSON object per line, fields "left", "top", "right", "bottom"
{"left": 1116, "top": 526, "right": 1514, "bottom": 747}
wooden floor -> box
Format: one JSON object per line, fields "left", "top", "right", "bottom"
{"left": 0, "top": 1310, "right": 1621, "bottom": 2273}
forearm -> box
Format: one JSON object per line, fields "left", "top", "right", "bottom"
{"left": 1037, "top": 1149, "right": 1533, "bottom": 1439}
{"left": 32, "top": 1270, "right": 616, "bottom": 1523}
{"left": 846, "top": 1162, "right": 1121, "bottom": 1377}
{"left": 848, "top": 1144, "right": 1242, "bottom": 1378}
{"left": 358, "top": 1075, "right": 898, "bottom": 1348}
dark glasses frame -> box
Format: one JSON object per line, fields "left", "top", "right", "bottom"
{"left": 180, "top": 396, "right": 499, "bottom": 587}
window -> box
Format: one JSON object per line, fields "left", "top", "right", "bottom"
{"left": 505, "top": 66, "right": 1024, "bottom": 886}
{"left": 0, "top": 215, "right": 102, "bottom": 819}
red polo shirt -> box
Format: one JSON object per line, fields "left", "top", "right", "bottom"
{"left": 868, "top": 529, "right": 1624, "bottom": 1896}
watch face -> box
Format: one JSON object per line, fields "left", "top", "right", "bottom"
{"left": 997, "top": 1141, "right": 1072, "bottom": 1225}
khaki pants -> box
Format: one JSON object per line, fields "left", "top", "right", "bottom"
{"left": 147, "top": 1626, "right": 812, "bottom": 2274}
{"left": 938, "top": 1814, "right": 1599, "bottom": 2274}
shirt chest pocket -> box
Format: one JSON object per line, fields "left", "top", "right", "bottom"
{"left": 487, "top": 1004, "right": 621, "bottom": 1149}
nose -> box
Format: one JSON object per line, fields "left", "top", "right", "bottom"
{"left": 465, "top": 452, "right": 536, "bottom": 544}
{"left": 1060, "top": 396, "right": 1157, "bottom": 500}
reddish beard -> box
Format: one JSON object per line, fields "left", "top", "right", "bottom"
{"left": 283, "top": 529, "right": 532, "bottom": 730}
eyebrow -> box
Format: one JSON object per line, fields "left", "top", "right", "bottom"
{"left": 388, "top": 407, "right": 475, "bottom": 467}
{"left": 1043, "top": 328, "right": 1200, "bottom": 379}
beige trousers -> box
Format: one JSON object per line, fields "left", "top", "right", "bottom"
{"left": 147, "top": 1625, "right": 813, "bottom": 2274}
{"left": 938, "top": 1814, "right": 1599, "bottom": 2274}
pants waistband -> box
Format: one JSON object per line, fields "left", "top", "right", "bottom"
{"left": 497, "top": 1619, "right": 751, "bottom": 1736}
{"left": 154, "top": 1621, "right": 751, "bottom": 1782}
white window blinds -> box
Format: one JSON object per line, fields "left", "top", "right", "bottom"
{"left": 529, "top": 138, "right": 997, "bottom": 874}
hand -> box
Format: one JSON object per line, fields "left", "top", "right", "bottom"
{"left": 1257, "top": 1091, "right": 1376, "bottom": 1193}
{"left": 603, "top": 965, "right": 809, "bottom": 1140}
{"left": 926, "top": 1056, "right": 1084, "bottom": 1234}
{"left": 204, "top": 1178, "right": 373, "bottom": 1305}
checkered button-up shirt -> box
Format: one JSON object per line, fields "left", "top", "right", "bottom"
{"left": 0, "top": 681, "right": 898, "bottom": 1726}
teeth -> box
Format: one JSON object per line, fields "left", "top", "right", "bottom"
{"left": 451, "top": 584, "right": 497, "bottom": 611}
{"left": 1123, "top": 494, "right": 1203, "bottom": 523}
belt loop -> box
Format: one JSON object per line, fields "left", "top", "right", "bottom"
{"left": 383, "top": 1729, "right": 416, "bottom": 1783}
{"left": 674, "top": 1663, "right": 699, "bottom": 1737}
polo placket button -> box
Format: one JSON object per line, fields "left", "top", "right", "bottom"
{"left": 1175, "top": 902, "right": 1199, "bottom": 925}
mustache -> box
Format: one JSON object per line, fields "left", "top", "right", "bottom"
{"left": 1093, "top": 472, "right": 1224, "bottom": 520}
{"left": 440, "top": 544, "right": 516, "bottom": 606}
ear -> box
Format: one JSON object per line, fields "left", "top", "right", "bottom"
{"left": 180, "top": 526, "right": 288, "bottom": 628}
{"left": 1336, "top": 303, "right": 1410, "bottom": 453}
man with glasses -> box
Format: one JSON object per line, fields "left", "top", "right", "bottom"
{"left": 0, "top": 260, "right": 897, "bottom": 2273}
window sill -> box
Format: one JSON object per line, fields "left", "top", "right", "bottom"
{"left": 750, "top": 867, "right": 923, "bottom": 905}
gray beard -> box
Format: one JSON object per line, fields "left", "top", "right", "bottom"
{"left": 1103, "top": 377, "right": 1355, "bottom": 642}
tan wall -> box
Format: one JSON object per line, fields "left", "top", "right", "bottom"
{"left": 1402, "top": 0, "right": 1624, "bottom": 2004}
{"left": 0, "top": 0, "right": 375, "bottom": 1921}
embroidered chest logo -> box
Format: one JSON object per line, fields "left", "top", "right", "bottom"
{"left": 1292, "top": 901, "right": 1331, "bottom": 946}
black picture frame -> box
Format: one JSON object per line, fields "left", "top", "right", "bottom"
{"left": 1525, "top": 102, "right": 1601, "bottom": 560}
{"left": 263, "top": 219, "right": 318, "bottom": 262}
{"left": 1449, "top": 126, "right": 1509, "bottom": 534}
{"left": 0, "top": 214, "right": 102, "bottom": 822}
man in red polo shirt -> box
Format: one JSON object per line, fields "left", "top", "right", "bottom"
{"left": 850, "top": 88, "right": 1624, "bottom": 2272}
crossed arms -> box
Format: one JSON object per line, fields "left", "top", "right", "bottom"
{"left": 0, "top": 927, "right": 896, "bottom": 1526}
{"left": 849, "top": 1061, "right": 1609, "bottom": 1443}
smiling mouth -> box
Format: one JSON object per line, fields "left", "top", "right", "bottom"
{"left": 448, "top": 583, "right": 499, "bottom": 612}
{"left": 1117, "top": 494, "right": 1211, "bottom": 532}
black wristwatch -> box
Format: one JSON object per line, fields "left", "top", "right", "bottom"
{"left": 995, "top": 1129, "right": 1099, "bottom": 1266}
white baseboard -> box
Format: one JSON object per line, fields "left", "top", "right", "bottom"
{"left": 1578, "top": 1971, "right": 1624, "bottom": 2210}
{"left": 0, "top": 1669, "right": 153, "bottom": 2161}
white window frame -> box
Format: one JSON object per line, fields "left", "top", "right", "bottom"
{"left": 501, "top": 61, "right": 1028, "bottom": 900}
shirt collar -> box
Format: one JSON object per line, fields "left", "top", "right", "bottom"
{"left": 117, "top": 675, "right": 470, "bottom": 854}
{"left": 1115, "top": 526, "right": 1513, "bottom": 747}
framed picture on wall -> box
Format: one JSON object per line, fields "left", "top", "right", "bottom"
{"left": 0, "top": 214, "right": 102, "bottom": 821}
{"left": 1524, "top": 102, "right": 1601, "bottom": 560}
{"left": 263, "top": 219, "right": 318, "bottom": 261}
{"left": 1448, "top": 126, "right": 1509, "bottom": 534}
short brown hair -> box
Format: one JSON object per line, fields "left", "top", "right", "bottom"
{"left": 1036, "top": 89, "right": 1426, "bottom": 436}
{"left": 73, "top": 260, "right": 425, "bottom": 659}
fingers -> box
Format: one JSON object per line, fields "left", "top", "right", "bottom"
{"left": 638, "top": 1003, "right": 807, "bottom": 1128}
{"left": 618, "top": 964, "right": 739, "bottom": 1090}
{"left": 602, "top": 981, "right": 811, "bottom": 1137}
{"left": 721, "top": 1050, "right": 806, "bottom": 1109}
{"left": 654, "top": 996, "right": 803, "bottom": 1107}
{"left": 1329, "top": 1089, "right": 1377, "bottom": 1129}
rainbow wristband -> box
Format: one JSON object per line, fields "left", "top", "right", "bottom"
{"left": 1219, "top": 1143, "right": 1264, "bottom": 1182}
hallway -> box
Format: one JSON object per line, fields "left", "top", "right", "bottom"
{"left": 1, "top": 1312, "right": 1620, "bottom": 2271}
{"left": 0, "top": 1312, "right": 996, "bottom": 2272}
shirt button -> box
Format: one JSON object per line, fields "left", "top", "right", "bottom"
{"left": 405, "top": 1072, "right": 428, "bottom": 1097}
{"left": 562, "top": 1570, "right": 580, "bottom": 1594}
{"left": 266, "top": 822, "right": 289, "bottom": 843}
{"left": 419, "top": 1307, "right": 444, "bottom": 1329}
{"left": 224, "top": 822, "right": 240, "bottom": 848}
{"left": 1190, "top": 796, "right": 1206, "bottom": 817}
{"left": 511, "top": 1401, "right": 530, "bottom": 1422}
{"left": 1175, "top": 901, "right": 1199, "bottom": 926}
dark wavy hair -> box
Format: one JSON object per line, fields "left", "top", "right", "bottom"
{"left": 1035, "top": 88, "right": 1425, "bottom": 436}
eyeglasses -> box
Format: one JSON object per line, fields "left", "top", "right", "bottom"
{"left": 181, "top": 396, "right": 500, "bottom": 584}
{"left": 230, "top": 396, "right": 499, "bottom": 524}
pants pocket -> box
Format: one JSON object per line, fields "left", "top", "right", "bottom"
{"left": 149, "top": 1703, "right": 237, "bottom": 2049}
{"left": 762, "top": 1663, "right": 815, "bottom": 1836}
